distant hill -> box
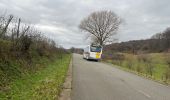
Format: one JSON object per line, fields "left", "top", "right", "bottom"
{"left": 104, "top": 27, "right": 170, "bottom": 54}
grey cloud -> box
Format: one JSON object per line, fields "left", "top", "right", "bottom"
{"left": 0, "top": 0, "right": 170, "bottom": 48}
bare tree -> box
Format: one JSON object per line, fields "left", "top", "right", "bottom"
{"left": 0, "top": 15, "right": 13, "bottom": 38}
{"left": 79, "top": 10, "right": 121, "bottom": 46}
{"left": 16, "top": 18, "right": 21, "bottom": 38}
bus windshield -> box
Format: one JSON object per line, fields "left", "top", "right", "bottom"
{"left": 90, "top": 46, "right": 102, "bottom": 52}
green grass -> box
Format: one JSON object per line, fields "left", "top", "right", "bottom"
{"left": 104, "top": 53, "right": 170, "bottom": 84}
{"left": 0, "top": 54, "right": 71, "bottom": 100}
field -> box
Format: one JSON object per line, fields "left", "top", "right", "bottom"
{"left": 0, "top": 54, "right": 71, "bottom": 100}
{"left": 103, "top": 53, "right": 170, "bottom": 84}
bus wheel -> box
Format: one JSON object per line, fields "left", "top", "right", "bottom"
{"left": 95, "top": 60, "right": 99, "bottom": 62}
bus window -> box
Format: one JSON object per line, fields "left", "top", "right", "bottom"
{"left": 90, "top": 46, "right": 102, "bottom": 52}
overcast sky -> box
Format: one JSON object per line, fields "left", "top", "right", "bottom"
{"left": 0, "top": 0, "right": 170, "bottom": 48}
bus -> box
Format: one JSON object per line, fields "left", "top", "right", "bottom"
{"left": 83, "top": 45, "right": 102, "bottom": 61}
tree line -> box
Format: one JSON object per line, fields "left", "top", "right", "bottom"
{"left": 104, "top": 27, "right": 170, "bottom": 54}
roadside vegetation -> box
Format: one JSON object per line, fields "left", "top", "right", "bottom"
{"left": 103, "top": 53, "right": 170, "bottom": 84}
{"left": 103, "top": 28, "right": 170, "bottom": 84}
{"left": 0, "top": 13, "right": 71, "bottom": 99}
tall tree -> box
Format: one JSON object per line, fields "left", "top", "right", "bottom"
{"left": 79, "top": 10, "right": 121, "bottom": 46}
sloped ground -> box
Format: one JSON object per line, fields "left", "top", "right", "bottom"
{"left": 0, "top": 54, "right": 71, "bottom": 100}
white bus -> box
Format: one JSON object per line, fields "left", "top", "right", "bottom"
{"left": 83, "top": 45, "right": 102, "bottom": 61}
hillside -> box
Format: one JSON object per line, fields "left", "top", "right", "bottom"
{"left": 104, "top": 27, "right": 170, "bottom": 54}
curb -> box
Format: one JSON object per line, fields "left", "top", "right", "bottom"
{"left": 59, "top": 58, "right": 72, "bottom": 100}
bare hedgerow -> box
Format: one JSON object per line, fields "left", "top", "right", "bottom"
{"left": 0, "top": 12, "right": 69, "bottom": 90}
{"left": 0, "top": 13, "right": 65, "bottom": 64}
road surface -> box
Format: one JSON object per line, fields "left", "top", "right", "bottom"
{"left": 71, "top": 54, "right": 170, "bottom": 100}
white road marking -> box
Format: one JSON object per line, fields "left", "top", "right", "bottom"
{"left": 137, "top": 90, "right": 151, "bottom": 98}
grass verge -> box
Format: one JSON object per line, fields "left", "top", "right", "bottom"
{"left": 0, "top": 54, "right": 71, "bottom": 100}
{"left": 102, "top": 53, "right": 170, "bottom": 85}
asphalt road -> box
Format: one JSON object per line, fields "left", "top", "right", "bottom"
{"left": 71, "top": 54, "right": 170, "bottom": 100}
